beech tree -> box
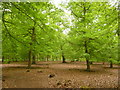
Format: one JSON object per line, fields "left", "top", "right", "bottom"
{"left": 66, "top": 1, "right": 118, "bottom": 71}
{"left": 2, "top": 2, "right": 65, "bottom": 68}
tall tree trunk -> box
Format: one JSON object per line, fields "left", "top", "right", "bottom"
{"left": 110, "top": 61, "right": 113, "bottom": 68}
{"left": 31, "top": 23, "right": 36, "bottom": 64}
{"left": 82, "top": 2, "right": 90, "bottom": 71}
{"left": 28, "top": 50, "right": 32, "bottom": 69}
{"left": 85, "top": 41, "right": 90, "bottom": 71}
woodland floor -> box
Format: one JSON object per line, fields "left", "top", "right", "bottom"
{"left": 2, "top": 61, "right": 120, "bottom": 88}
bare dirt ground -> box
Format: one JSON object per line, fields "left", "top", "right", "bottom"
{"left": 2, "top": 61, "right": 119, "bottom": 88}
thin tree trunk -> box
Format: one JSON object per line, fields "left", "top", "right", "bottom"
{"left": 82, "top": 2, "right": 90, "bottom": 71}
{"left": 62, "top": 54, "right": 66, "bottom": 63}
{"left": 46, "top": 55, "right": 49, "bottom": 61}
{"left": 110, "top": 61, "right": 113, "bottom": 68}
{"left": 2, "top": 56, "right": 4, "bottom": 63}
{"left": 32, "top": 54, "right": 36, "bottom": 64}
{"left": 28, "top": 50, "right": 32, "bottom": 69}
{"left": 60, "top": 45, "right": 66, "bottom": 63}
{"left": 31, "top": 23, "right": 36, "bottom": 64}
{"left": 86, "top": 60, "right": 90, "bottom": 70}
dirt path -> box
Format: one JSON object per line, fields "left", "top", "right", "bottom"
{"left": 2, "top": 61, "right": 119, "bottom": 88}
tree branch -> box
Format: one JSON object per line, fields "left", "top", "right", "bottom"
{"left": 2, "top": 9, "right": 28, "bottom": 47}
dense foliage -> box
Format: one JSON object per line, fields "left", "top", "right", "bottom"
{"left": 2, "top": 1, "right": 118, "bottom": 70}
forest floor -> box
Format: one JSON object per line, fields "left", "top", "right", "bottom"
{"left": 2, "top": 61, "right": 119, "bottom": 88}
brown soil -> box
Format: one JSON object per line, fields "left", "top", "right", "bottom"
{"left": 2, "top": 61, "right": 119, "bottom": 88}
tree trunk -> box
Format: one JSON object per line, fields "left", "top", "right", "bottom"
{"left": 62, "top": 54, "right": 66, "bottom": 63}
{"left": 60, "top": 45, "right": 66, "bottom": 63}
{"left": 46, "top": 55, "right": 49, "bottom": 61}
{"left": 28, "top": 50, "right": 32, "bottom": 69}
{"left": 2, "top": 56, "right": 4, "bottom": 63}
{"left": 85, "top": 41, "right": 90, "bottom": 71}
{"left": 110, "top": 61, "right": 113, "bottom": 68}
{"left": 82, "top": 2, "right": 90, "bottom": 71}
{"left": 32, "top": 54, "right": 36, "bottom": 64}
{"left": 31, "top": 23, "right": 36, "bottom": 64}
{"left": 86, "top": 59, "right": 90, "bottom": 71}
